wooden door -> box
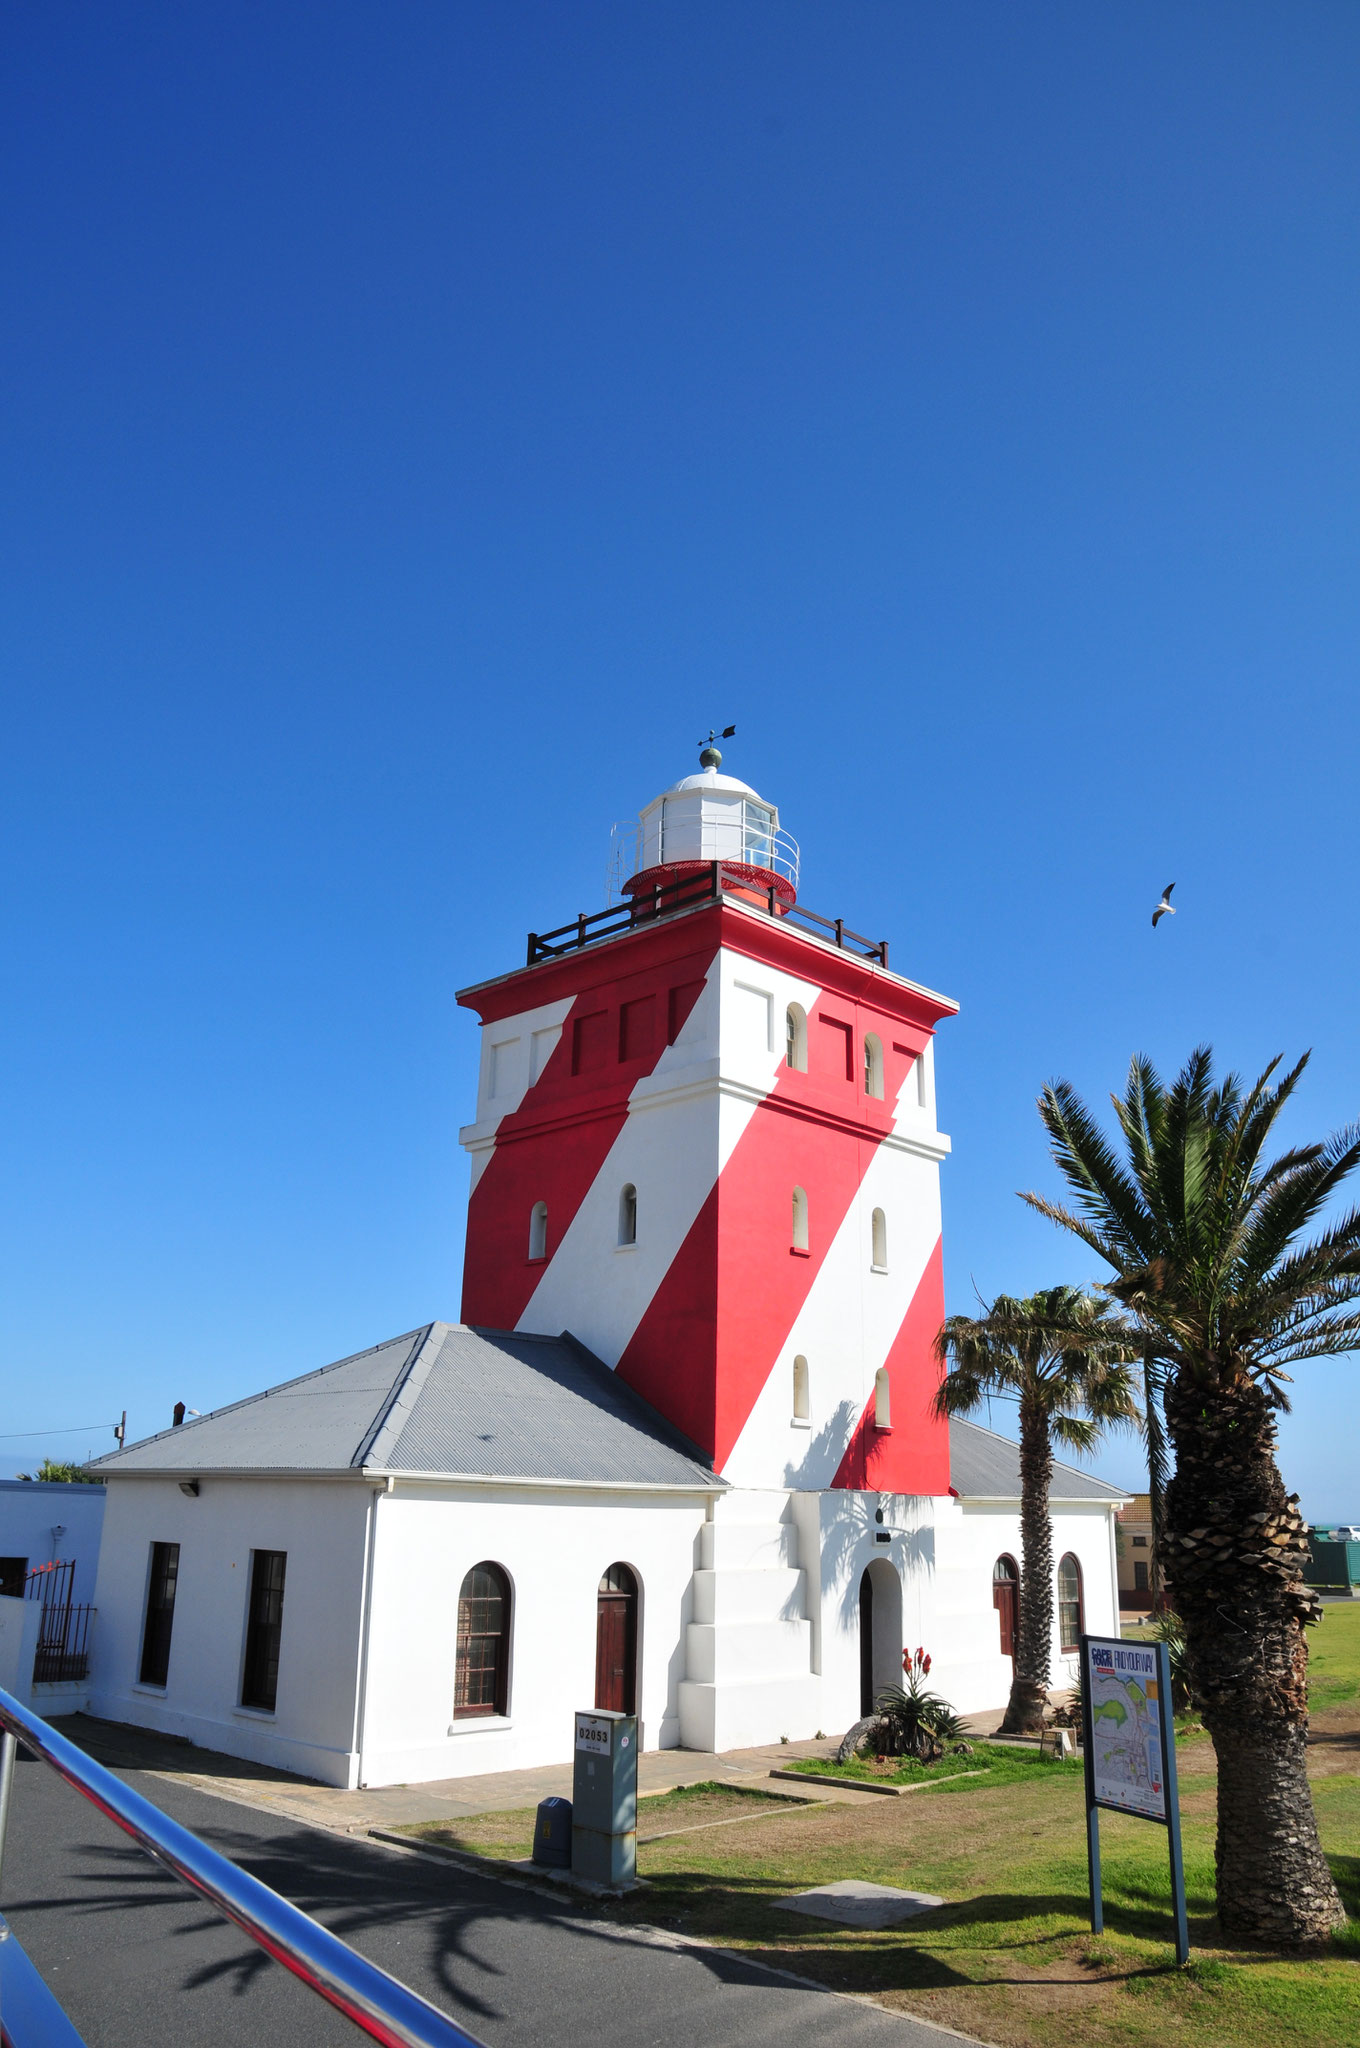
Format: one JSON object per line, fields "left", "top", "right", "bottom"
{"left": 858, "top": 1570, "right": 875, "bottom": 1716}
{"left": 595, "top": 1563, "right": 638, "bottom": 1713}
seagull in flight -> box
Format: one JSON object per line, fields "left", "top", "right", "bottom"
{"left": 1152, "top": 883, "right": 1176, "bottom": 928}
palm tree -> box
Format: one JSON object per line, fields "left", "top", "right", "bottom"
{"left": 933, "top": 1287, "right": 1139, "bottom": 1733}
{"left": 1024, "top": 1046, "right": 1360, "bottom": 1948}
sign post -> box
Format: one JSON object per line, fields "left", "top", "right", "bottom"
{"left": 1080, "top": 1635, "right": 1189, "bottom": 1965}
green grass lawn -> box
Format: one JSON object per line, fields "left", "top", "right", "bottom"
{"left": 400, "top": 1603, "right": 1360, "bottom": 2048}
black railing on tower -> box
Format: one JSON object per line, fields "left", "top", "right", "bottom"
{"left": 526, "top": 860, "right": 889, "bottom": 969}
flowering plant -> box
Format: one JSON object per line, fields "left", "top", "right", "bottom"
{"left": 868, "top": 1645, "right": 962, "bottom": 1761}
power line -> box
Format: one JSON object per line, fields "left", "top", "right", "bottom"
{"left": 0, "top": 1423, "right": 119, "bottom": 1440}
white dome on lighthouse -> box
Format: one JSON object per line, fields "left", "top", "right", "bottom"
{"left": 611, "top": 745, "right": 799, "bottom": 900}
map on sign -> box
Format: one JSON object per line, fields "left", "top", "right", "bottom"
{"left": 1085, "top": 1638, "right": 1167, "bottom": 1822}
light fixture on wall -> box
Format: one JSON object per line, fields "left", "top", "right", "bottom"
{"left": 178, "top": 1480, "right": 200, "bottom": 1498}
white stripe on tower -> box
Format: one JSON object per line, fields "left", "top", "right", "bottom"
{"left": 719, "top": 1059, "right": 946, "bottom": 1489}
{"left": 459, "top": 994, "right": 576, "bottom": 1194}
{"left": 516, "top": 949, "right": 822, "bottom": 1366}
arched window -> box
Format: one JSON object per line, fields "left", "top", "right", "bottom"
{"left": 791, "top": 1185, "right": 809, "bottom": 1252}
{"left": 454, "top": 1562, "right": 511, "bottom": 1719}
{"left": 785, "top": 1004, "right": 807, "bottom": 1072}
{"left": 527, "top": 1201, "right": 548, "bottom": 1261}
{"left": 871, "top": 1207, "right": 888, "bottom": 1271}
{"left": 873, "top": 1366, "right": 891, "bottom": 1430}
{"left": 993, "top": 1554, "right": 1019, "bottom": 1661}
{"left": 864, "top": 1032, "right": 884, "bottom": 1099}
{"left": 618, "top": 1184, "right": 637, "bottom": 1246}
{"left": 1058, "top": 1554, "right": 1084, "bottom": 1652}
{"left": 792, "top": 1355, "right": 810, "bottom": 1422}
{"left": 595, "top": 1562, "right": 638, "bottom": 1713}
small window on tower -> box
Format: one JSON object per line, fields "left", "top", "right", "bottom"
{"left": 618, "top": 1184, "right": 637, "bottom": 1246}
{"left": 916, "top": 1045, "right": 929, "bottom": 1110}
{"left": 528, "top": 1201, "right": 548, "bottom": 1262}
{"left": 792, "top": 1355, "right": 810, "bottom": 1423}
{"left": 786, "top": 1004, "right": 807, "bottom": 1072}
{"left": 871, "top": 1207, "right": 888, "bottom": 1271}
{"left": 864, "top": 1033, "right": 884, "bottom": 1099}
{"left": 874, "top": 1367, "right": 891, "bottom": 1430}
{"left": 791, "top": 1186, "right": 809, "bottom": 1253}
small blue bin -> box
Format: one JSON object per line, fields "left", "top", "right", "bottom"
{"left": 533, "top": 1795, "right": 572, "bottom": 1868}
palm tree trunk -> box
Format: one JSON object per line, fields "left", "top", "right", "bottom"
{"left": 1003, "top": 1400, "right": 1053, "bottom": 1733}
{"left": 1162, "top": 1367, "right": 1343, "bottom": 1946}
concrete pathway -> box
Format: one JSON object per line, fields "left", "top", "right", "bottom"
{"left": 2, "top": 1746, "right": 987, "bottom": 2048}
{"left": 52, "top": 1716, "right": 891, "bottom": 1832}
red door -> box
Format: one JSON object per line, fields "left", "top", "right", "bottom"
{"left": 595, "top": 1563, "right": 638, "bottom": 1713}
{"left": 993, "top": 1556, "right": 1018, "bottom": 1662}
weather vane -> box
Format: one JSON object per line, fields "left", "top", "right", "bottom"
{"left": 698, "top": 724, "right": 736, "bottom": 768}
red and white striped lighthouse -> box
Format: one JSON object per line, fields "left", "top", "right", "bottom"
{"left": 457, "top": 743, "right": 956, "bottom": 1496}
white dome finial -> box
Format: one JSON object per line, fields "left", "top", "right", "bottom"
{"left": 698, "top": 723, "right": 736, "bottom": 771}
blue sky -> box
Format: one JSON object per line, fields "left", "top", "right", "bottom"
{"left": 4, "top": 4, "right": 1359, "bottom": 1515}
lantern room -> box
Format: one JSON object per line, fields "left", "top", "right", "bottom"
{"left": 611, "top": 739, "right": 800, "bottom": 908}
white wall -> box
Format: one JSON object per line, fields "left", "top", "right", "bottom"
{"left": 89, "top": 1477, "right": 373, "bottom": 1786}
{"left": 0, "top": 1481, "right": 106, "bottom": 1606}
{"left": 0, "top": 1595, "right": 42, "bottom": 1705}
{"left": 931, "top": 1497, "right": 1122, "bottom": 1715}
{"left": 804, "top": 1489, "right": 1123, "bottom": 1731}
{"left": 358, "top": 1482, "right": 710, "bottom": 1788}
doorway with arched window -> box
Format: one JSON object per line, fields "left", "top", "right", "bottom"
{"left": 595, "top": 1562, "right": 639, "bottom": 1713}
{"left": 993, "top": 1555, "right": 1019, "bottom": 1664}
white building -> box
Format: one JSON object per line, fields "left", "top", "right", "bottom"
{"left": 0, "top": 1479, "right": 106, "bottom": 1609}
{"left": 84, "top": 750, "right": 1128, "bottom": 1785}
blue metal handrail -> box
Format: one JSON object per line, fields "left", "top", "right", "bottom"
{"left": 0, "top": 1686, "right": 485, "bottom": 2048}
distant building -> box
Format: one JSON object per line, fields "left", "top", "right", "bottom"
{"left": 85, "top": 749, "right": 1130, "bottom": 1784}
{"left": 0, "top": 1479, "right": 105, "bottom": 1610}
{"left": 1116, "top": 1492, "right": 1158, "bottom": 1611}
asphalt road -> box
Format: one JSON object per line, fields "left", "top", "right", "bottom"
{"left": 0, "top": 1750, "right": 963, "bottom": 2048}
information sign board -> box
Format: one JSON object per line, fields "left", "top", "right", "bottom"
{"left": 1080, "top": 1635, "right": 1188, "bottom": 1965}
{"left": 1085, "top": 1637, "right": 1167, "bottom": 1821}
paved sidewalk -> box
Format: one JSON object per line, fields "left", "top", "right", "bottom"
{"left": 52, "top": 1715, "right": 890, "bottom": 1832}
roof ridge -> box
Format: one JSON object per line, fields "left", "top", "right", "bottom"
{"left": 355, "top": 1323, "right": 450, "bottom": 1469}
{"left": 948, "top": 1415, "right": 1133, "bottom": 1495}
{"left": 89, "top": 1325, "right": 439, "bottom": 1468}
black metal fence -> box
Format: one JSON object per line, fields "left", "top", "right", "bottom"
{"left": 527, "top": 859, "right": 890, "bottom": 968}
{"left": 33, "top": 1602, "right": 94, "bottom": 1685}
{"left": 23, "top": 1561, "right": 94, "bottom": 1683}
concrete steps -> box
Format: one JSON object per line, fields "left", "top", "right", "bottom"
{"left": 679, "top": 1489, "right": 821, "bottom": 1752}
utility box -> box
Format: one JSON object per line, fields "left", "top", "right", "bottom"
{"left": 571, "top": 1709, "right": 637, "bottom": 1886}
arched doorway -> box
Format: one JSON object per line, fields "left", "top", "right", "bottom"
{"left": 858, "top": 1570, "right": 874, "bottom": 1716}
{"left": 993, "top": 1555, "right": 1019, "bottom": 1664}
{"left": 858, "top": 1559, "right": 904, "bottom": 1717}
{"left": 595, "top": 1563, "right": 638, "bottom": 1713}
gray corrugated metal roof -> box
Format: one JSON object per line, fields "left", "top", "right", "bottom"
{"left": 949, "top": 1418, "right": 1131, "bottom": 1502}
{"left": 90, "top": 1323, "right": 721, "bottom": 1491}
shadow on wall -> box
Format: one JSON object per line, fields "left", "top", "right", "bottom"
{"left": 782, "top": 1401, "right": 857, "bottom": 1491}
{"left": 819, "top": 1492, "right": 936, "bottom": 1633}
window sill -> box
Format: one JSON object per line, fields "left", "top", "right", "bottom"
{"left": 872, "top": 1424, "right": 893, "bottom": 1435}
{"left": 447, "top": 1716, "right": 513, "bottom": 1737}
{"left": 131, "top": 1682, "right": 168, "bottom": 1697}
{"left": 526, "top": 1257, "right": 547, "bottom": 1267}
{"left": 870, "top": 1264, "right": 889, "bottom": 1275}
{"left": 790, "top": 1416, "right": 811, "bottom": 1430}
{"left": 789, "top": 1247, "right": 810, "bottom": 1259}
{"left": 232, "top": 1704, "right": 277, "bottom": 1721}
{"left": 613, "top": 1242, "right": 637, "bottom": 1254}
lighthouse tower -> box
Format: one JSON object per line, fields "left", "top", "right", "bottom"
{"left": 457, "top": 744, "right": 958, "bottom": 1746}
